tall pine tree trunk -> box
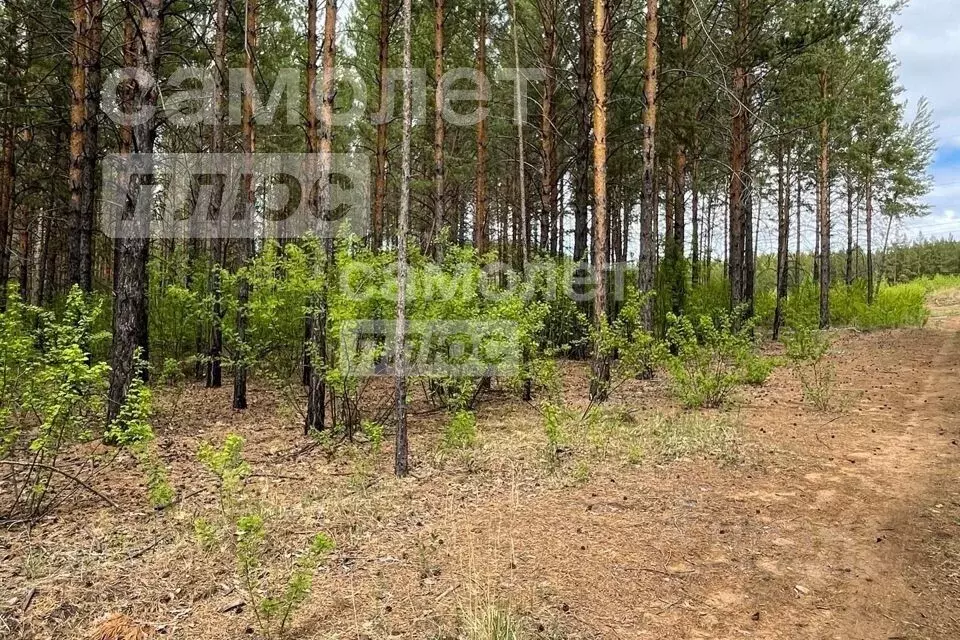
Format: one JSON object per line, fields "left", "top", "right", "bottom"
{"left": 108, "top": 0, "right": 162, "bottom": 425}
{"left": 573, "top": 0, "right": 593, "bottom": 263}
{"left": 67, "top": 0, "right": 87, "bottom": 291}
{"left": 234, "top": 0, "right": 258, "bottom": 410}
{"left": 690, "top": 159, "right": 700, "bottom": 286}
{"left": 428, "top": 0, "right": 445, "bottom": 253}
{"left": 817, "top": 69, "right": 830, "bottom": 329}
{"left": 306, "top": 0, "right": 337, "bottom": 433}
{"left": 0, "top": 122, "right": 12, "bottom": 309}
{"left": 473, "top": 4, "right": 488, "bottom": 252}
{"left": 395, "top": 0, "right": 414, "bottom": 477}
{"left": 728, "top": 0, "right": 750, "bottom": 317}
{"left": 302, "top": 0, "right": 319, "bottom": 391}
{"left": 207, "top": 0, "right": 227, "bottom": 389}
{"left": 845, "top": 172, "right": 854, "bottom": 286}
{"left": 372, "top": 0, "right": 391, "bottom": 251}
{"left": 638, "top": 0, "right": 658, "bottom": 329}
{"left": 589, "top": 0, "right": 609, "bottom": 401}
{"left": 773, "top": 142, "right": 790, "bottom": 340}
{"left": 671, "top": 148, "right": 686, "bottom": 315}
{"left": 539, "top": 0, "right": 558, "bottom": 257}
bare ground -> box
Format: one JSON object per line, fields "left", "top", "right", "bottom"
{"left": 2, "top": 291, "right": 960, "bottom": 639}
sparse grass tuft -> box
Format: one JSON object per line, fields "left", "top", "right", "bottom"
{"left": 463, "top": 603, "right": 523, "bottom": 640}
{"left": 644, "top": 413, "right": 742, "bottom": 463}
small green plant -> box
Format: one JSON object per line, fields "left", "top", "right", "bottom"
{"left": 664, "top": 311, "right": 756, "bottom": 408}
{"left": 198, "top": 433, "right": 251, "bottom": 513}
{"left": 442, "top": 410, "right": 478, "bottom": 450}
{"left": 738, "top": 352, "right": 778, "bottom": 386}
{"left": 541, "top": 401, "right": 571, "bottom": 463}
{"left": 784, "top": 324, "right": 836, "bottom": 411}
{"left": 359, "top": 419, "right": 385, "bottom": 452}
{"left": 197, "top": 434, "right": 335, "bottom": 639}
{"left": 193, "top": 517, "right": 218, "bottom": 551}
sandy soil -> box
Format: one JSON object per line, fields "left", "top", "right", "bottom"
{"left": 2, "top": 292, "right": 959, "bottom": 640}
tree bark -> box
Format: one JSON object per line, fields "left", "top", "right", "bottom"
{"left": 234, "top": 0, "right": 258, "bottom": 410}
{"left": 773, "top": 142, "right": 790, "bottom": 340}
{"left": 727, "top": 0, "right": 750, "bottom": 317}
{"left": 538, "top": 0, "right": 558, "bottom": 257}
{"left": 372, "top": 0, "right": 392, "bottom": 251}
{"left": 428, "top": 0, "right": 445, "bottom": 254}
{"left": 306, "top": 0, "right": 337, "bottom": 433}
{"left": 638, "top": 0, "right": 658, "bottom": 329}
{"left": 0, "top": 121, "right": 12, "bottom": 309}
{"left": 395, "top": 0, "right": 414, "bottom": 477}
{"left": 589, "top": 0, "right": 609, "bottom": 401}
{"left": 690, "top": 159, "right": 700, "bottom": 286}
{"left": 80, "top": 0, "right": 102, "bottom": 293}
{"left": 818, "top": 69, "right": 830, "bottom": 329}
{"left": 67, "top": 0, "right": 87, "bottom": 291}
{"left": 302, "top": 0, "right": 319, "bottom": 392}
{"left": 108, "top": 0, "right": 163, "bottom": 425}
{"left": 845, "top": 172, "right": 854, "bottom": 286}
{"left": 206, "top": 0, "right": 227, "bottom": 389}
{"left": 670, "top": 148, "right": 686, "bottom": 316}
{"left": 473, "top": 4, "right": 488, "bottom": 253}
{"left": 573, "top": 0, "right": 593, "bottom": 263}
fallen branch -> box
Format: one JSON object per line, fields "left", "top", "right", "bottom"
{"left": 0, "top": 460, "right": 118, "bottom": 509}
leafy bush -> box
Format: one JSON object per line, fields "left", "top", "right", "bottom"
{"left": 0, "top": 288, "right": 112, "bottom": 519}
{"left": 737, "top": 352, "right": 778, "bottom": 386}
{"left": 442, "top": 410, "right": 478, "bottom": 450}
{"left": 663, "top": 311, "right": 757, "bottom": 408}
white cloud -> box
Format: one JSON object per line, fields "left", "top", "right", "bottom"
{"left": 891, "top": 0, "right": 960, "bottom": 239}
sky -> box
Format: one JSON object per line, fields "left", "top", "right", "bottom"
{"left": 892, "top": 0, "right": 960, "bottom": 243}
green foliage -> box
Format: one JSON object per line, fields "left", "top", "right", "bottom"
{"left": 197, "top": 433, "right": 335, "bottom": 639}
{"left": 198, "top": 433, "right": 252, "bottom": 508}
{"left": 612, "top": 290, "right": 667, "bottom": 380}
{"left": 738, "top": 353, "right": 778, "bottom": 386}
{"left": 442, "top": 410, "right": 478, "bottom": 450}
{"left": 664, "top": 311, "right": 757, "bottom": 408}
{"left": 0, "top": 287, "right": 114, "bottom": 519}
{"left": 541, "top": 401, "right": 571, "bottom": 463}
{"left": 105, "top": 355, "right": 154, "bottom": 448}
{"left": 359, "top": 419, "right": 385, "bottom": 452}
{"left": 784, "top": 324, "right": 835, "bottom": 411}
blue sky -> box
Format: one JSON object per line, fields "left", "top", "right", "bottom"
{"left": 892, "top": 0, "right": 960, "bottom": 242}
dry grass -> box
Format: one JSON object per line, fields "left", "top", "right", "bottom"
{"left": 3, "top": 300, "right": 960, "bottom": 639}
{"left": 88, "top": 614, "right": 151, "bottom": 640}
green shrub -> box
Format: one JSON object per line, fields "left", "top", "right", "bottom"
{"left": 541, "top": 401, "right": 571, "bottom": 463}
{"left": 442, "top": 410, "right": 478, "bottom": 450}
{"left": 0, "top": 287, "right": 115, "bottom": 519}
{"left": 784, "top": 324, "right": 835, "bottom": 410}
{"left": 737, "top": 352, "right": 778, "bottom": 386}
{"left": 664, "top": 311, "right": 756, "bottom": 408}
